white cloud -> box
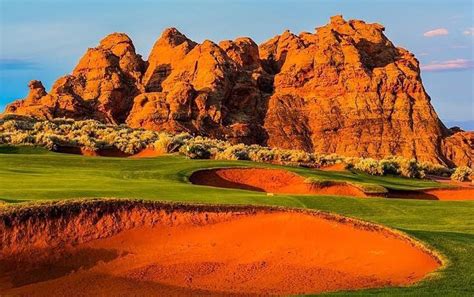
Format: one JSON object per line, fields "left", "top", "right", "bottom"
{"left": 421, "top": 59, "right": 473, "bottom": 72}
{"left": 423, "top": 28, "right": 449, "bottom": 37}
{"left": 463, "top": 27, "right": 474, "bottom": 36}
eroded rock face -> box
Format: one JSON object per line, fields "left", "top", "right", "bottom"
{"left": 127, "top": 33, "right": 271, "bottom": 144}
{"left": 5, "top": 33, "right": 145, "bottom": 123}
{"left": 262, "top": 15, "right": 450, "bottom": 165}
{"left": 3, "top": 16, "right": 472, "bottom": 167}
{"left": 442, "top": 131, "right": 473, "bottom": 168}
{"left": 143, "top": 28, "right": 197, "bottom": 92}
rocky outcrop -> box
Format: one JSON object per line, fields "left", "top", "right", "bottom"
{"left": 5, "top": 33, "right": 145, "bottom": 123}
{"left": 441, "top": 130, "right": 473, "bottom": 168}
{"left": 127, "top": 33, "right": 271, "bottom": 144}
{"left": 142, "top": 28, "right": 197, "bottom": 92}
{"left": 3, "top": 16, "right": 472, "bottom": 167}
{"left": 262, "top": 15, "right": 451, "bottom": 165}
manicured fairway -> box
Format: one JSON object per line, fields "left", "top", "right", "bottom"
{"left": 1, "top": 146, "right": 473, "bottom": 296}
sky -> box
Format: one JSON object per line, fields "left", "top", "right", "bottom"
{"left": 0, "top": 0, "right": 473, "bottom": 129}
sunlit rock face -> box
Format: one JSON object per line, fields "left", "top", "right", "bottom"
{"left": 4, "top": 16, "right": 472, "bottom": 167}
{"left": 5, "top": 33, "right": 146, "bottom": 124}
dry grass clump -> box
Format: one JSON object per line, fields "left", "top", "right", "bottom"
{"left": 0, "top": 116, "right": 459, "bottom": 179}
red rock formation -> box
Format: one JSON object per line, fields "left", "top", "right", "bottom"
{"left": 3, "top": 16, "right": 472, "bottom": 167}
{"left": 262, "top": 15, "right": 450, "bottom": 165}
{"left": 127, "top": 33, "right": 271, "bottom": 144}
{"left": 442, "top": 131, "right": 473, "bottom": 168}
{"left": 142, "top": 28, "right": 197, "bottom": 92}
{"left": 5, "top": 33, "right": 145, "bottom": 123}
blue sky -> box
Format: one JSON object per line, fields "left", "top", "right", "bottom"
{"left": 1, "top": 0, "right": 473, "bottom": 129}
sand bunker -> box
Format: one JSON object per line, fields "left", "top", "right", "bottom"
{"left": 389, "top": 187, "right": 474, "bottom": 201}
{"left": 129, "top": 147, "right": 164, "bottom": 158}
{"left": 189, "top": 168, "right": 367, "bottom": 197}
{"left": 0, "top": 200, "right": 439, "bottom": 296}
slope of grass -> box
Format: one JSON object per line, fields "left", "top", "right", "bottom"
{"left": 0, "top": 147, "right": 473, "bottom": 296}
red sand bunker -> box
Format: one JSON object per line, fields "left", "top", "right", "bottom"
{"left": 0, "top": 201, "right": 439, "bottom": 296}
{"left": 190, "top": 168, "right": 367, "bottom": 197}
{"left": 129, "top": 147, "right": 164, "bottom": 158}
{"left": 389, "top": 187, "right": 474, "bottom": 201}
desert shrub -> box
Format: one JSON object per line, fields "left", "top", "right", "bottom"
{"left": 51, "top": 118, "right": 75, "bottom": 126}
{"left": 138, "top": 130, "right": 159, "bottom": 143}
{"left": 378, "top": 156, "right": 429, "bottom": 178}
{"left": 0, "top": 134, "right": 9, "bottom": 144}
{"left": 0, "top": 116, "right": 458, "bottom": 180}
{"left": 273, "top": 149, "right": 293, "bottom": 162}
{"left": 398, "top": 158, "right": 422, "bottom": 178}
{"left": 2, "top": 120, "right": 34, "bottom": 132}
{"left": 168, "top": 133, "right": 192, "bottom": 152}
{"left": 9, "top": 132, "right": 35, "bottom": 145}
{"left": 319, "top": 154, "right": 343, "bottom": 167}
{"left": 101, "top": 131, "right": 118, "bottom": 145}
{"left": 419, "top": 161, "right": 452, "bottom": 177}
{"left": 215, "top": 144, "right": 250, "bottom": 160}
{"left": 288, "top": 150, "right": 311, "bottom": 163}
{"left": 76, "top": 134, "right": 98, "bottom": 150}
{"left": 112, "top": 129, "right": 155, "bottom": 154}
{"left": 354, "top": 158, "right": 384, "bottom": 175}
{"left": 341, "top": 157, "right": 358, "bottom": 170}
{"left": 451, "top": 166, "right": 473, "bottom": 182}
{"left": 153, "top": 133, "right": 172, "bottom": 152}
{"left": 248, "top": 147, "right": 275, "bottom": 162}
{"left": 180, "top": 143, "right": 211, "bottom": 159}
{"left": 379, "top": 158, "right": 399, "bottom": 175}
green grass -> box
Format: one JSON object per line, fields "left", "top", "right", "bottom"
{"left": 1, "top": 146, "right": 473, "bottom": 296}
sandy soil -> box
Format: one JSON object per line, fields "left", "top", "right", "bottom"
{"left": 428, "top": 175, "right": 474, "bottom": 187}
{"left": 0, "top": 201, "right": 440, "bottom": 296}
{"left": 389, "top": 187, "right": 474, "bottom": 201}
{"left": 190, "top": 168, "right": 473, "bottom": 201}
{"left": 129, "top": 147, "right": 164, "bottom": 158}
{"left": 189, "top": 168, "right": 367, "bottom": 197}
{"left": 386, "top": 174, "right": 474, "bottom": 201}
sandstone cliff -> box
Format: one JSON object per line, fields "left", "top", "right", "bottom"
{"left": 3, "top": 16, "right": 472, "bottom": 167}
{"left": 5, "top": 33, "right": 145, "bottom": 123}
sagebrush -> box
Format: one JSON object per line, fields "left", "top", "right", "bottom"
{"left": 0, "top": 116, "right": 459, "bottom": 179}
